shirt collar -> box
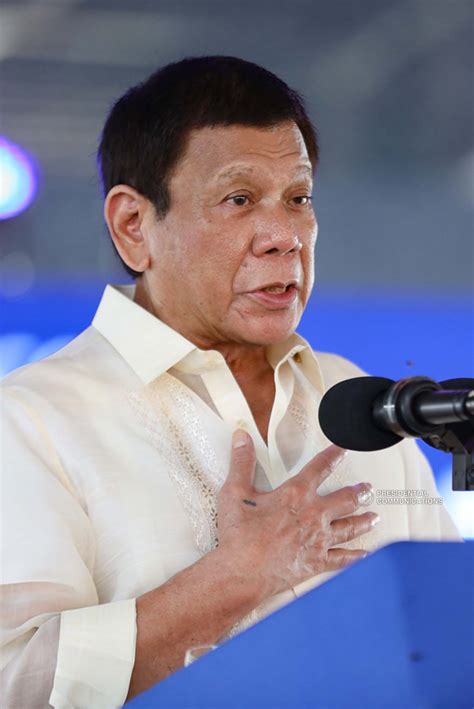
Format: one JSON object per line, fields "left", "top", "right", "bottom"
{"left": 92, "top": 284, "right": 323, "bottom": 390}
{"left": 92, "top": 284, "right": 195, "bottom": 383}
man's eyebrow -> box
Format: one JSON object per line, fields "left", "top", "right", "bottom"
{"left": 214, "top": 166, "right": 255, "bottom": 183}
{"left": 294, "top": 163, "right": 313, "bottom": 177}
{"left": 214, "top": 162, "right": 313, "bottom": 184}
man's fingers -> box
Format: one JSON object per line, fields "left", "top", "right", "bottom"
{"left": 295, "top": 444, "right": 347, "bottom": 489}
{"left": 330, "top": 512, "right": 380, "bottom": 546}
{"left": 326, "top": 548, "right": 368, "bottom": 571}
{"left": 224, "top": 429, "right": 257, "bottom": 493}
{"left": 321, "top": 482, "right": 374, "bottom": 521}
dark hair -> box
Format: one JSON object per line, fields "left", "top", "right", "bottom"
{"left": 97, "top": 56, "right": 318, "bottom": 278}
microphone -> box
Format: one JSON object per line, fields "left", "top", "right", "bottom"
{"left": 318, "top": 375, "right": 474, "bottom": 452}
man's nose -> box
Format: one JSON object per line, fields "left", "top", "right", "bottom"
{"left": 251, "top": 205, "right": 302, "bottom": 257}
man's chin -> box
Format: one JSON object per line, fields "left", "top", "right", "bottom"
{"left": 235, "top": 317, "right": 300, "bottom": 347}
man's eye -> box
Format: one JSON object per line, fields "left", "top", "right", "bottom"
{"left": 226, "top": 194, "right": 250, "bottom": 207}
{"left": 291, "top": 195, "right": 312, "bottom": 206}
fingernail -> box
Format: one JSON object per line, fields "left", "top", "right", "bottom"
{"left": 233, "top": 429, "right": 249, "bottom": 448}
{"left": 355, "top": 483, "right": 374, "bottom": 506}
{"left": 370, "top": 513, "right": 380, "bottom": 527}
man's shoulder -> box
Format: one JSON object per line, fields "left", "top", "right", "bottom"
{"left": 1, "top": 326, "right": 122, "bottom": 405}
{"left": 312, "top": 350, "right": 368, "bottom": 390}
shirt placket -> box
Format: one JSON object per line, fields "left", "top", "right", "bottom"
{"left": 200, "top": 347, "right": 307, "bottom": 490}
{"left": 266, "top": 347, "right": 308, "bottom": 488}
{"left": 200, "top": 364, "right": 273, "bottom": 481}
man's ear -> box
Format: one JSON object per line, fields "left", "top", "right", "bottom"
{"left": 104, "top": 185, "right": 152, "bottom": 273}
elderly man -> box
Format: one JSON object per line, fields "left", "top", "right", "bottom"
{"left": 1, "top": 56, "right": 461, "bottom": 708}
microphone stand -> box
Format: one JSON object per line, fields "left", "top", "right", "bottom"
{"left": 423, "top": 424, "right": 474, "bottom": 491}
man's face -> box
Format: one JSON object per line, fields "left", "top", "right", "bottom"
{"left": 143, "top": 121, "right": 317, "bottom": 348}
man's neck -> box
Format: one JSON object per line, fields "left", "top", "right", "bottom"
{"left": 213, "top": 342, "right": 272, "bottom": 382}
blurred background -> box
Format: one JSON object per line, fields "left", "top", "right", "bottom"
{"left": 0, "top": 0, "right": 473, "bottom": 535}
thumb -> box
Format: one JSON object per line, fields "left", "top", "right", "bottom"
{"left": 225, "top": 429, "right": 257, "bottom": 493}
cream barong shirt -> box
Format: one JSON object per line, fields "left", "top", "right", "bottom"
{"left": 0, "top": 284, "right": 461, "bottom": 708}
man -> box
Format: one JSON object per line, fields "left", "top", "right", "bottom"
{"left": 0, "top": 57, "right": 461, "bottom": 708}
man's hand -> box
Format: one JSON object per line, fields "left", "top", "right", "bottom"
{"left": 217, "top": 429, "right": 379, "bottom": 600}
{"left": 128, "top": 429, "right": 379, "bottom": 699}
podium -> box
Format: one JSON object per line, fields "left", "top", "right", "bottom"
{"left": 127, "top": 541, "right": 474, "bottom": 708}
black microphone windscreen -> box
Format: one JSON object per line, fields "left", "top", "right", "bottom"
{"left": 440, "top": 378, "right": 474, "bottom": 390}
{"left": 318, "top": 376, "right": 403, "bottom": 452}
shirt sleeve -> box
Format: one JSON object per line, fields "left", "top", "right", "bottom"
{"left": 0, "top": 388, "right": 137, "bottom": 708}
{"left": 399, "top": 438, "right": 464, "bottom": 541}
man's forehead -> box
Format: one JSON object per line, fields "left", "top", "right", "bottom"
{"left": 179, "top": 122, "right": 312, "bottom": 179}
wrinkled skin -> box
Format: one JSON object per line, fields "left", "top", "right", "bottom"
{"left": 218, "top": 436, "right": 377, "bottom": 597}
{"left": 132, "top": 121, "right": 317, "bottom": 350}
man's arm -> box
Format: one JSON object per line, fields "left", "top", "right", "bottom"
{"left": 127, "top": 546, "right": 262, "bottom": 700}
{"left": 1, "top": 611, "right": 60, "bottom": 708}
{"left": 1, "top": 389, "right": 138, "bottom": 708}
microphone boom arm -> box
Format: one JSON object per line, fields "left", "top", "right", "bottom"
{"left": 373, "top": 376, "right": 474, "bottom": 490}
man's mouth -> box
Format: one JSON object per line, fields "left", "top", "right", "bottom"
{"left": 250, "top": 280, "right": 298, "bottom": 294}
{"left": 260, "top": 284, "right": 291, "bottom": 294}
{"left": 245, "top": 281, "right": 300, "bottom": 309}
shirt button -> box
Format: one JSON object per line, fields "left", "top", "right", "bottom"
{"left": 236, "top": 419, "right": 247, "bottom": 429}
{"left": 294, "top": 352, "right": 302, "bottom": 363}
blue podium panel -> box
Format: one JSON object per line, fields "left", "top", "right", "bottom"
{"left": 128, "top": 541, "right": 474, "bottom": 709}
